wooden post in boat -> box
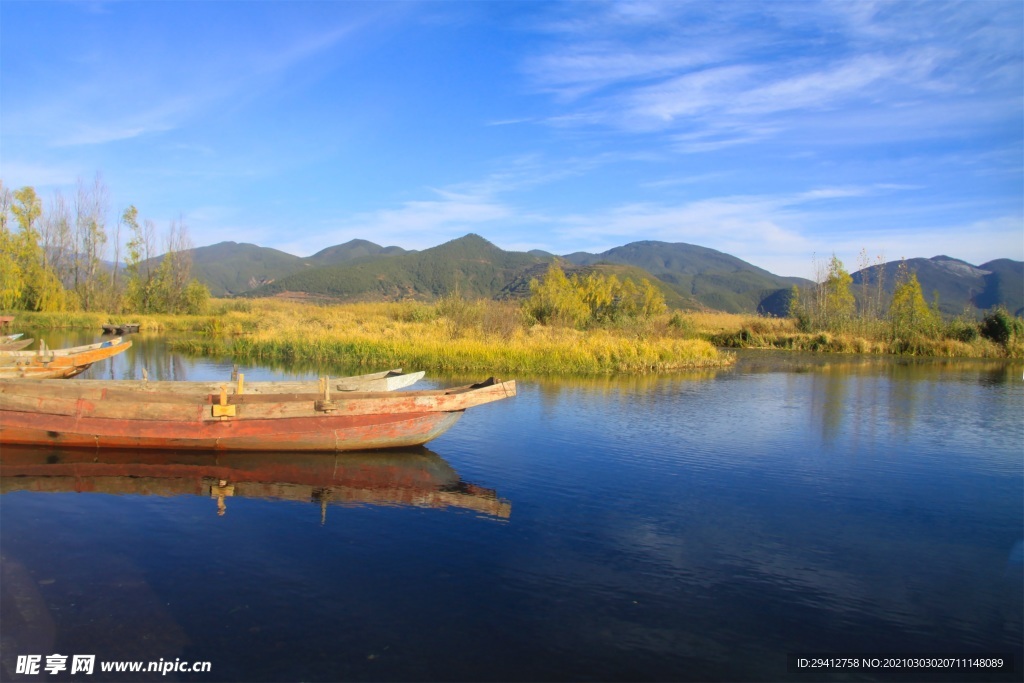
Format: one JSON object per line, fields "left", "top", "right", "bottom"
{"left": 315, "top": 376, "right": 337, "bottom": 412}
{"left": 213, "top": 385, "right": 236, "bottom": 418}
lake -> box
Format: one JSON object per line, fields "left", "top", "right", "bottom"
{"left": 1, "top": 333, "right": 1021, "bottom": 682}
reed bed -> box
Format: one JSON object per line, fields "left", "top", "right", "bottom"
{"left": 10, "top": 298, "right": 1018, "bottom": 374}
{"left": 172, "top": 314, "right": 730, "bottom": 375}
{"left": 707, "top": 315, "right": 1020, "bottom": 358}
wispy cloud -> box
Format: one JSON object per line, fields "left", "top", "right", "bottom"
{"left": 523, "top": 2, "right": 1022, "bottom": 151}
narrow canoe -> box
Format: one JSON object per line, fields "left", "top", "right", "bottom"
{"left": 78, "top": 369, "right": 426, "bottom": 394}
{"left": 0, "top": 338, "right": 33, "bottom": 352}
{"left": 0, "top": 337, "right": 132, "bottom": 379}
{"left": 101, "top": 323, "right": 140, "bottom": 334}
{"left": 0, "top": 445, "right": 511, "bottom": 519}
{"left": 0, "top": 377, "right": 517, "bottom": 451}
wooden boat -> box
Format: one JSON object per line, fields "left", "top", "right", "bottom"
{"left": 0, "top": 338, "right": 33, "bottom": 352}
{"left": 0, "top": 377, "right": 516, "bottom": 451}
{"left": 0, "top": 337, "right": 132, "bottom": 379}
{"left": 0, "top": 445, "right": 511, "bottom": 519}
{"left": 101, "top": 322, "right": 140, "bottom": 334}
{"left": 110, "top": 368, "right": 426, "bottom": 394}
{"left": 0, "top": 334, "right": 33, "bottom": 351}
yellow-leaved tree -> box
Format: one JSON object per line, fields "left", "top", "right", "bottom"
{"left": 888, "top": 260, "right": 936, "bottom": 341}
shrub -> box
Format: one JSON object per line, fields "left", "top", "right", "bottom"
{"left": 979, "top": 308, "right": 1022, "bottom": 346}
{"left": 667, "top": 312, "right": 697, "bottom": 338}
{"left": 436, "top": 292, "right": 484, "bottom": 339}
{"left": 945, "top": 317, "right": 979, "bottom": 343}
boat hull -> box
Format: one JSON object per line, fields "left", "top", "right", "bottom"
{"left": 0, "top": 408, "right": 464, "bottom": 451}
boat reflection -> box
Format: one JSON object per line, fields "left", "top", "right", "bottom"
{"left": 0, "top": 446, "right": 511, "bottom": 520}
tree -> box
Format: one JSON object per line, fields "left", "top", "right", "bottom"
{"left": 122, "top": 205, "right": 151, "bottom": 312}
{"left": 856, "top": 248, "right": 886, "bottom": 323}
{"left": 820, "top": 254, "right": 855, "bottom": 330}
{"left": 525, "top": 264, "right": 667, "bottom": 328}
{"left": 5, "top": 186, "right": 68, "bottom": 311}
{"left": 524, "top": 263, "right": 589, "bottom": 327}
{"left": 889, "top": 260, "right": 935, "bottom": 340}
{"left": 73, "top": 174, "right": 110, "bottom": 310}
{"left": 0, "top": 182, "right": 22, "bottom": 309}
{"left": 40, "top": 190, "right": 74, "bottom": 287}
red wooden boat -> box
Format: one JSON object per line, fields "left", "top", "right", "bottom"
{"left": 0, "top": 377, "right": 516, "bottom": 451}
{"left": 0, "top": 337, "right": 132, "bottom": 379}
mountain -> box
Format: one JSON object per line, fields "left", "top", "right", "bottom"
{"left": 187, "top": 242, "right": 307, "bottom": 297}
{"left": 306, "top": 239, "right": 408, "bottom": 267}
{"left": 248, "top": 234, "right": 552, "bottom": 301}
{"left": 496, "top": 260, "right": 697, "bottom": 310}
{"left": 181, "top": 236, "right": 1021, "bottom": 316}
{"left": 852, "top": 256, "right": 1024, "bottom": 317}
{"left": 563, "top": 241, "right": 811, "bottom": 315}
{"left": 186, "top": 239, "right": 407, "bottom": 296}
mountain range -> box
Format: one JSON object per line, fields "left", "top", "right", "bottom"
{"left": 184, "top": 234, "right": 1021, "bottom": 317}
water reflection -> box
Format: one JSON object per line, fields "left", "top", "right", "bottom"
{"left": 0, "top": 446, "right": 511, "bottom": 521}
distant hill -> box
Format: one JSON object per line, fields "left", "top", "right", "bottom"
{"left": 852, "top": 256, "right": 1024, "bottom": 318}
{"left": 179, "top": 235, "right": 1022, "bottom": 316}
{"left": 563, "top": 241, "right": 811, "bottom": 314}
{"left": 186, "top": 239, "right": 407, "bottom": 296}
{"left": 498, "top": 260, "right": 698, "bottom": 310}
{"left": 187, "top": 242, "right": 307, "bottom": 297}
{"left": 306, "top": 239, "right": 408, "bottom": 267}
{"left": 248, "top": 234, "right": 553, "bottom": 301}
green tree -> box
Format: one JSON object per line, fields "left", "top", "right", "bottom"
{"left": 820, "top": 254, "right": 855, "bottom": 331}
{"left": 183, "top": 278, "right": 210, "bottom": 315}
{"left": 121, "top": 205, "right": 154, "bottom": 312}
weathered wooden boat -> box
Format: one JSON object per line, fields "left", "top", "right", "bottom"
{"left": 0, "top": 337, "right": 132, "bottom": 379}
{"left": 0, "top": 334, "right": 33, "bottom": 351}
{"left": 115, "top": 368, "right": 426, "bottom": 394}
{"left": 101, "top": 322, "right": 140, "bottom": 334}
{"left": 0, "top": 339, "right": 34, "bottom": 352}
{"left": 0, "top": 377, "right": 516, "bottom": 451}
{"left": 0, "top": 445, "right": 511, "bottom": 519}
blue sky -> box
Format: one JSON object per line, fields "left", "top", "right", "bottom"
{"left": 1, "top": 1, "right": 1021, "bottom": 278}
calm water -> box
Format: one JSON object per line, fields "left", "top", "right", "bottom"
{"left": 1, "top": 333, "right": 1021, "bottom": 682}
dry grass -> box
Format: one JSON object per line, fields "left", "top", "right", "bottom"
{"left": 160, "top": 299, "right": 735, "bottom": 375}
{"left": 13, "top": 300, "right": 1019, "bottom": 373}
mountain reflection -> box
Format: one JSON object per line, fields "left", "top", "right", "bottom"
{"left": 0, "top": 446, "right": 511, "bottom": 520}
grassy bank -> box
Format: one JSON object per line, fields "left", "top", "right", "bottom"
{"left": 707, "top": 314, "right": 1023, "bottom": 358}
{"left": 8, "top": 300, "right": 732, "bottom": 375}
{"left": 9, "top": 298, "right": 1020, "bottom": 374}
